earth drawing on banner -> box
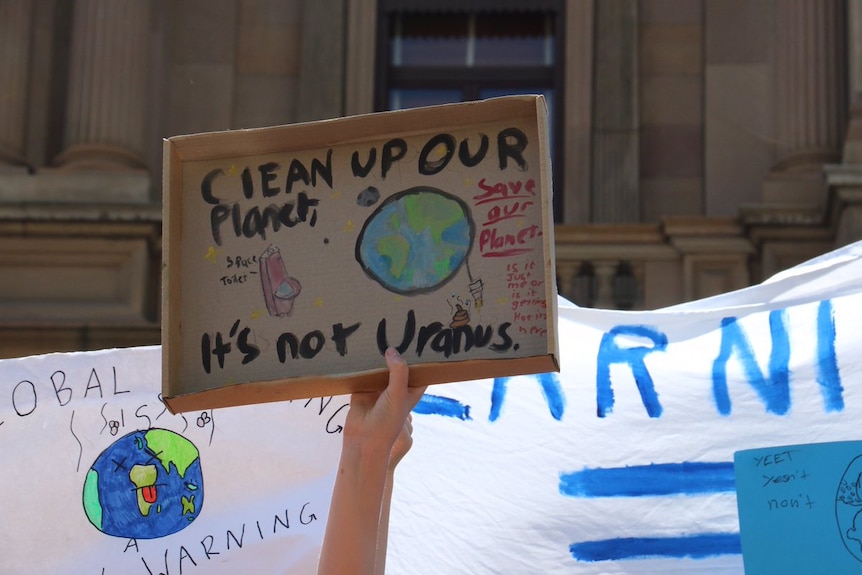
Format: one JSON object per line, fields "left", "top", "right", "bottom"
{"left": 82, "top": 428, "right": 204, "bottom": 539}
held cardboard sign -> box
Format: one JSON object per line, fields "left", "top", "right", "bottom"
{"left": 162, "top": 96, "right": 558, "bottom": 412}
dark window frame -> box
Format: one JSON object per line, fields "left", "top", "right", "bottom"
{"left": 375, "top": 0, "right": 566, "bottom": 221}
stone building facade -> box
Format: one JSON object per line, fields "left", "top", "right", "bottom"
{"left": 1, "top": 0, "right": 860, "bottom": 358}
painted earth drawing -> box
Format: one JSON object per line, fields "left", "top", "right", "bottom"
{"left": 355, "top": 186, "right": 474, "bottom": 295}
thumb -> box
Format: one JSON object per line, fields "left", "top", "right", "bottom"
{"left": 384, "top": 347, "right": 426, "bottom": 411}
{"left": 385, "top": 347, "right": 428, "bottom": 413}
{"left": 384, "top": 347, "right": 409, "bottom": 400}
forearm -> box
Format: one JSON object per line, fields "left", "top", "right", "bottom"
{"left": 374, "top": 470, "right": 396, "bottom": 575}
{"left": 318, "top": 348, "right": 424, "bottom": 575}
{"left": 318, "top": 442, "right": 391, "bottom": 575}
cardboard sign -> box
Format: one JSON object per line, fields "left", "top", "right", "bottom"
{"left": 734, "top": 441, "right": 862, "bottom": 574}
{"left": 162, "top": 96, "right": 558, "bottom": 412}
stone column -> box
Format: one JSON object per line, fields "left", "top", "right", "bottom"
{"left": 344, "top": 0, "right": 377, "bottom": 117}
{"left": 591, "top": 0, "right": 639, "bottom": 223}
{"left": 297, "top": 0, "right": 345, "bottom": 122}
{"left": 0, "top": 0, "right": 33, "bottom": 170}
{"left": 822, "top": 1, "right": 862, "bottom": 247}
{"left": 772, "top": 0, "right": 846, "bottom": 171}
{"left": 592, "top": 260, "right": 618, "bottom": 309}
{"left": 563, "top": 0, "right": 595, "bottom": 224}
{"left": 555, "top": 261, "right": 577, "bottom": 302}
{"left": 54, "top": 0, "right": 151, "bottom": 170}
{"left": 843, "top": 0, "right": 862, "bottom": 163}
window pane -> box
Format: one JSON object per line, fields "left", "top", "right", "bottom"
{"left": 474, "top": 13, "right": 553, "bottom": 66}
{"left": 389, "top": 89, "right": 463, "bottom": 110}
{"left": 391, "top": 14, "right": 468, "bottom": 66}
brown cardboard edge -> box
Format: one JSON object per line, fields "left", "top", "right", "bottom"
{"left": 161, "top": 139, "right": 183, "bottom": 404}
{"left": 534, "top": 96, "right": 561, "bottom": 365}
{"left": 163, "top": 354, "right": 560, "bottom": 414}
{"left": 166, "top": 96, "right": 543, "bottom": 162}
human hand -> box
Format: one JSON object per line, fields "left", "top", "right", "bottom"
{"left": 343, "top": 348, "right": 426, "bottom": 457}
{"left": 318, "top": 349, "right": 426, "bottom": 575}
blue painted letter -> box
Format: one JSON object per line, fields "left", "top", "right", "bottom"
{"left": 816, "top": 299, "right": 843, "bottom": 411}
{"left": 489, "top": 372, "right": 565, "bottom": 422}
{"left": 711, "top": 310, "right": 790, "bottom": 415}
{"left": 596, "top": 325, "right": 667, "bottom": 418}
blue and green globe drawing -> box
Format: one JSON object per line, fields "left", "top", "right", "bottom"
{"left": 82, "top": 429, "right": 204, "bottom": 539}
{"left": 838, "top": 454, "right": 862, "bottom": 562}
{"left": 355, "top": 187, "right": 474, "bottom": 295}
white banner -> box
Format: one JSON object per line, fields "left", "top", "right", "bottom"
{"left": 3, "top": 240, "right": 862, "bottom": 574}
